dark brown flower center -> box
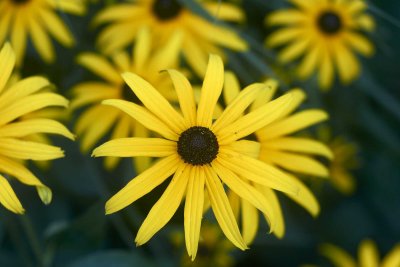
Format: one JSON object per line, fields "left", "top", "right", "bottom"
{"left": 177, "top": 126, "right": 219, "bottom": 166}
{"left": 121, "top": 83, "right": 142, "bottom": 105}
{"left": 12, "top": 0, "right": 30, "bottom": 4}
{"left": 152, "top": 0, "right": 182, "bottom": 21}
{"left": 317, "top": 11, "right": 342, "bottom": 34}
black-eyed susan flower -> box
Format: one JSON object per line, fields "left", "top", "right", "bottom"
{"left": 222, "top": 71, "right": 331, "bottom": 243}
{"left": 317, "top": 239, "right": 400, "bottom": 267}
{"left": 0, "top": 0, "right": 85, "bottom": 65}
{"left": 72, "top": 27, "right": 182, "bottom": 170}
{"left": 94, "top": 0, "right": 247, "bottom": 76}
{"left": 92, "top": 54, "right": 301, "bottom": 259}
{"left": 266, "top": 0, "right": 375, "bottom": 90}
{"left": 0, "top": 43, "right": 74, "bottom": 214}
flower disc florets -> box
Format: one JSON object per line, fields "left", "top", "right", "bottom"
{"left": 317, "top": 11, "right": 342, "bottom": 34}
{"left": 177, "top": 126, "right": 219, "bottom": 166}
{"left": 152, "top": 0, "right": 182, "bottom": 21}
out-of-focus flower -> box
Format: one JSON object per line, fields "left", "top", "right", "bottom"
{"left": 266, "top": 0, "right": 375, "bottom": 90}
{"left": 92, "top": 54, "right": 300, "bottom": 260}
{"left": 172, "top": 222, "right": 235, "bottom": 267}
{"left": 318, "top": 127, "right": 359, "bottom": 195}
{"left": 0, "top": 43, "right": 74, "bottom": 213}
{"left": 0, "top": 0, "right": 85, "bottom": 65}
{"left": 94, "top": 0, "right": 247, "bottom": 76}
{"left": 222, "top": 72, "right": 331, "bottom": 243}
{"left": 317, "top": 239, "right": 400, "bottom": 267}
{"left": 71, "top": 27, "right": 182, "bottom": 171}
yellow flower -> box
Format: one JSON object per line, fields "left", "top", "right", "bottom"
{"left": 0, "top": 43, "right": 74, "bottom": 214}
{"left": 72, "top": 27, "right": 182, "bottom": 171}
{"left": 222, "top": 71, "right": 331, "bottom": 243}
{"left": 94, "top": 0, "right": 247, "bottom": 76}
{"left": 0, "top": 0, "right": 85, "bottom": 65}
{"left": 266, "top": 0, "right": 375, "bottom": 90}
{"left": 92, "top": 54, "right": 301, "bottom": 259}
{"left": 319, "top": 239, "right": 400, "bottom": 267}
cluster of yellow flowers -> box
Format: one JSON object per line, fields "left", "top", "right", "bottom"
{"left": 0, "top": 0, "right": 398, "bottom": 266}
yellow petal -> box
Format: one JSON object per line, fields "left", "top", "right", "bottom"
{"left": 355, "top": 15, "right": 375, "bottom": 32}
{"left": 0, "top": 76, "right": 50, "bottom": 108}
{"left": 213, "top": 161, "right": 276, "bottom": 233}
{"left": 97, "top": 22, "right": 140, "bottom": 55}
{"left": 197, "top": 54, "right": 224, "bottom": 127}
{"left": 262, "top": 137, "right": 333, "bottom": 159}
{"left": 333, "top": 41, "right": 360, "bottom": 84}
{"left": 184, "top": 166, "right": 205, "bottom": 260}
{"left": 28, "top": 16, "right": 54, "bottom": 63}
{"left": 224, "top": 140, "right": 261, "bottom": 158}
{"left": 319, "top": 244, "right": 357, "bottom": 267}
{"left": 134, "top": 27, "right": 151, "bottom": 72}
{"left": 0, "top": 93, "right": 68, "bottom": 126}
{"left": 39, "top": 8, "right": 74, "bottom": 47}
{"left": 260, "top": 150, "right": 329, "bottom": 177}
{"left": 148, "top": 30, "right": 183, "bottom": 72}
{"left": 102, "top": 99, "right": 178, "bottom": 141}
{"left": 217, "top": 150, "right": 298, "bottom": 195}
{"left": 212, "top": 83, "right": 266, "bottom": 133}
{"left": 343, "top": 32, "right": 374, "bottom": 56}
{"left": 318, "top": 47, "right": 334, "bottom": 90}
{"left": 204, "top": 166, "right": 247, "bottom": 250}
{"left": 93, "top": 138, "right": 175, "bottom": 158}
{"left": 105, "top": 155, "right": 180, "bottom": 214}
{"left": 250, "top": 79, "right": 279, "bottom": 110}
{"left": 0, "top": 138, "right": 64, "bottom": 160}
{"left": 0, "top": 11, "right": 12, "bottom": 48}
{"left": 165, "top": 69, "right": 196, "bottom": 127}
{"left": 222, "top": 71, "right": 241, "bottom": 106}
{"left": 0, "top": 174, "right": 24, "bottom": 214}
{"left": 266, "top": 10, "right": 306, "bottom": 26}
{"left": 182, "top": 33, "right": 208, "bottom": 77}
{"left": 228, "top": 191, "right": 240, "bottom": 220}
{"left": 203, "top": 2, "right": 244, "bottom": 21}
{"left": 279, "top": 38, "right": 311, "bottom": 63}
{"left": 136, "top": 163, "right": 188, "bottom": 245}
{"left": 382, "top": 244, "right": 400, "bottom": 267}
{"left": 49, "top": 0, "right": 86, "bottom": 15}
{"left": 93, "top": 5, "right": 144, "bottom": 25}
{"left": 70, "top": 82, "right": 117, "bottom": 110}
{"left": 122, "top": 72, "right": 186, "bottom": 133}
{"left": 241, "top": 200, "right": 259, "bottom": 245}
{"left": 77, "top": 53, "right": 121, "bottom": 84}
{"left": 266, "top": 28, "right": 304, "bottom": 47}
{"left": 217, "top": 93, "right": 292, "bottom": 145}
{"left": 258, "top": 110, "right": 328, "bottom": 140}
{"left": 359, "top": 240, "right": 379, "bottom": 267}
{"left": 0, "top": 42, "right": 15, "bottom": 93}
{"left": 297, "top": 44, "right": 321, "bottom": 79}
{"left": 0, "top": 119, "right": 74, "bottom": 140}
{"left": 11, "top": 10, "right": 27, "bottom": 66}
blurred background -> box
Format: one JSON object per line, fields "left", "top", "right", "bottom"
{"left": 0, "top": 0, "right": 399, "bottom": 266}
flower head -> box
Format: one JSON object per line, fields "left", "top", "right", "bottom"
{"left": 92, "top": 54, "right": 301, "bottom": 259}
{"left": 72, "top": 27, "right": 182, "bottom": 170}
{"left": 266, "top": 0, "right": 375, "bottom": 90}
{"left": 94, "top": 0, "right": 247, "bottom": 76}
{"left": 0, "top": 0, "right": 85, "bottom": 65}
{"left": 221, "top": 71, "right": 331, "bottom": 243}
{"left": 0, "top": 43, "right": 74, "bottom": 213}
{"left": 318, "top": 239, "right": 400, "bottom": 267}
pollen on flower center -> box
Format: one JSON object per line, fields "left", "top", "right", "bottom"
{"left": 317, "top": 11, "right": 342, "bottom": 34}
{"left": 121, "top": 83, "right": 142, "bottom": 105}
{"left": 177, "top": 126, "right": 219, "bottom": 166}
{"left": 152, "top": 0, "right": 183, "bottom": 21}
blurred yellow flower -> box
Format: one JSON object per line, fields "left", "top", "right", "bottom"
{"left": 0, "top": 0, "right": 85, "bottom": 65}
{"left": 94, "top": 0, "right": 247, "bottom": 76}
{"left": 0, "top": 43, "right": 74, "bottom": 213}
{"left": 222, "top": 72, "right": 331, "bottom": 243}
{"left": 319, "top": 239, "right": 400, "bottom": 267}
{"left": 72, "top": 27, "right": 181, "bottom": 171}
{"left": 92, "top": 54, "right": 300, "bottom": 260}
{"left": 266, "top": 0, "right": 375, "bottom": 90}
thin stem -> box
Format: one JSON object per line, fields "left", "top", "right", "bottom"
{"left": 20, "top": 214, "right": 45, "bottom": 267}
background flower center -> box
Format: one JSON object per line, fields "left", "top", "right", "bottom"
{"left": 177, "top": 126, "right": 219, "bottom": 166}
{"left": 12, "top": 0, "right": 30, "bottom": 4}
{"left": 152, "top": 0, "right": 183, "bottom": 21}
{"left": 317, "top": 11, "right": 342, "bottom": 34}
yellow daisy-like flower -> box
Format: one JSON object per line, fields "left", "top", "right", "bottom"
{"left": 318, "top": 239, "right": 400, "bottom": 267}
{"left": 266, "top": 0, "right": 375, "bottom": 90}
{"left": 0, "top": 43, "right": 74, "bottom": 214}
{"left": 94, "top": 0, "right": 247, "bottom": 76}
{"left": 71, "top": 27, "right": 182, "bottom": 170}
{"left": 92, "top": 54, "right": 301, "bottom": 259}
{"left": 0, "top": 0, "right": 85, "bottom": 65}
{"left": 222, "top": 72, "right": 331, "bottom": 243}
